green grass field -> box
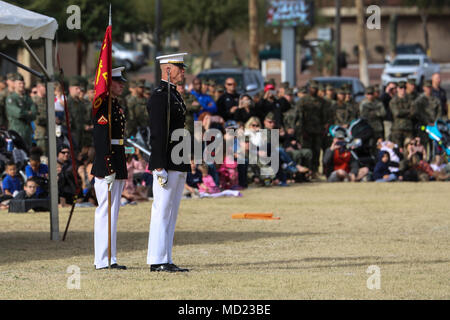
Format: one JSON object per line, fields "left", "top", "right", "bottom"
{"left": 0, "top": 182, "right": 449, "bottom": 300}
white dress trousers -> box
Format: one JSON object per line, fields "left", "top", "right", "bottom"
{"left": 147, "top": 170, "right": 187, "bottom": 265}
{"left": 94, "top": 177, "right": 125, "bottom": 269}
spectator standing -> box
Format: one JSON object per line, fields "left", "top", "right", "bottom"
{"left": 360, "top": 86, "right": 386, "bottom": 151}
{"left": 67, "top": 78, "right": 87, "bottom": 151}
{"left": 389, "top": 81, "right": 415, "bottom": 147}
{"left": 291, "top": 80, "right": 326, "bottom": 176}
{"left": 413, "top": 80, "right": 442, "bottom": 153}
{"left": 233, "top": 94, "right": 256, "bottom": 124}
{"left": 32, "top": 80, "right": 48, "bottom": 154}
{"left": 190, "top": 78, "right": 217, "bottom": 120}
{"left": 216, "top": 77, "right": 240, "bottom": 121}
{"left": 379, "top": 81, "right": 397, "bottom": 140}
{"left": 405, "top": 78, "right": 418, "bottom": 101}
{"left": 5, "top": 74, "right": 36, "bottom": 149}
{"left": 177, "top": 81, "right": 200, "bottom": 136}
{"left": 54, "top": 83, "right": 66, "bottom": 121}
{"left": 127, "top": 79, "right": 149, "bottom": 137}
{"left": 431, "top": 73, "right": 448, "bottom": 118}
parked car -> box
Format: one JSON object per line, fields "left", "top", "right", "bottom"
{"left": 196, "top": 68, "right": 265, "bottom": 96}
{"left": 311, "top": 76, "right": 366, "bottom": 103}
{"left": 95, "top": 42, "right": 146, "bottom": 71}
{"left": 381, "top": 54, "right": 440, "bottom": 87}
{"left": 384, "top": 43, "right": 427, "bottom": 63}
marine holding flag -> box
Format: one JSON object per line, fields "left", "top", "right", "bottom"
{"left": 90, "top": 22, "right": 128, "bottom": 270}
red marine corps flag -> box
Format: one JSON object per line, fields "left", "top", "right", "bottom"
{"left": 92, "top": 17, "right": 112, "bottom": 117}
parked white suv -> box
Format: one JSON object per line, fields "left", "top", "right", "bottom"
{"left": 381, "top": 54, "right": 440, "bottom": 87}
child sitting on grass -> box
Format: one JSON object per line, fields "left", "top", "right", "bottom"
{"left": 198, "top": 164, "right": 242, "bottom": 198}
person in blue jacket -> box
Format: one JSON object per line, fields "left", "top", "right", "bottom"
{"left": 190, "top": 78, "right": 217, "bottom": 120}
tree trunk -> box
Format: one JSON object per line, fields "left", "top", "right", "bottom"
{"left": 249, "top": 0, "right": 259, "bottom": 69}
{"left": 420, "top": 10, "right": 429, "bottom": 54}
{"left": 355, "top": 0, "right": 369, "bottom": 87}
{"left": 389, "top": 13, "right": 398, "bottom": 59}
{"left": 76, "top": 37, "right": 83, "bottom": 76}
{"left": 334, "top": 0, "right": 341, "bottom": 76}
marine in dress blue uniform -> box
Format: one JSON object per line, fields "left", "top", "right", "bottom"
{"left": 147, "top": 53, "right": 190, "bottom": 272}
{"left": 91, "top": 67, "right": 128, "bottom": 270}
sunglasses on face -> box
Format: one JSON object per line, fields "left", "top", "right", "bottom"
{"left": 251, "top": 124, "right": 260, "bottom": 127}
{"left": 226, "top": 83, "right": 236, "bottom": 86}
{"left": 60, "top": 151, "right": 70, "bottom": 155}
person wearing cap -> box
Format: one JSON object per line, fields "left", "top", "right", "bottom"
{"left": 389, "top": 81, "right": 415, "bottom": 147}
{"left": 5, "top": 73, "right": 36, "bottom": 149}
{"left": 146, "top": 53, "right": 190, "bottom": 273}
{"left": 360, "top": 86, "right": 386, "bottom": 151}
{"left": 290, "top": 80, "right": 327, "bottom": 177}
{"left": 67, "top": 78, "right": 87, "bottom": 151}
{"left": 258, "top": 83, "right": 289, "bottom": 129}
{"left": 330, "top": 88, "right": 354, "bottom": 127}
{"left": 207, "top": 79, "right": 216, "bottom": 96}
{"left": 325, "top": 84, "right": 335, "bottom": 102}
{"left": 406, "top": 78, "right": 418, "bottom": 101}
{"left": 343, "top": 85, "right": 360, "bottom": 120}
{"left": 413, "top": 80, "right": 442, "bottom": 148}
{"left": 91, "top": 66, "right": 128, "bottom": 270}
{"left": 31, "top": 80, "right": 48, "bottom": 154}
{"left": 216, "top": 77, "right": 240, "bottom": 120}
{"left": 127, "top": 78, "right": 148, "bottom": 137}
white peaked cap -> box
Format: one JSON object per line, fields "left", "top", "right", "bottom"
{"left": 156, "top": 53, "right": 188, "bottom": 68}
{"left": 111, "top": 67, "right": 127, "bottom": 82}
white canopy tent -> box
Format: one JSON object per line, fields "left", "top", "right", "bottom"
{"left": 0, "top": 0, "right": 59, "bottom": 240}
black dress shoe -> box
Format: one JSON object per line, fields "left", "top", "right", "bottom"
{"left": 150, "top": 263, "right": 189, "bottom": 272}
{"left": 96, "top": 263, "right": 127, "bottom": 270}
{"left": 169, "top": 264, "right": 189, "bottom": 272}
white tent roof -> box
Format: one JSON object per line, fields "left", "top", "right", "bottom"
{"left": 0, "top": 0, "right": 58, "bottom": 40}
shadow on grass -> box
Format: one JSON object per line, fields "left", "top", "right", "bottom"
{"left": 0, "top": 230, "right": 322, "bottom": 265}
{"left": 201, "top": 256, "right": 450, "bottom": 270}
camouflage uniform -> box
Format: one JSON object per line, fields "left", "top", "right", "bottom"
{"left": 183, "top": 91, "right": 201, "bottom": 135}
{"left": 390, "top": 94, "right": 414, "bottom": 147}
{"left": 126, "top": 95, "right": 148, "bottom": 137}
{"left": 32, "top": 94, "right": 48, "bottom": 154}
{"left": 291, "top": 85, "right": 326, "bottom": 173}
{"left": 359, "top": 93, "right": 386, "bottom": 140}
{"left": 413, "top": 92, "right": 442, "bottom": 141}
{"left": 331, "top": 100, "right": 354, "bottom": 127}
{"left": 6, "top": 91, "right": 37, "bottom": 148}
{"left": 68, "top": 94, "right": 88, "bottom": 150}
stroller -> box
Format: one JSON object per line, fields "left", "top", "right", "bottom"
{"left": 0, "top": 129, "right": 29, "bottom": 179}
{"left": 329, "top": 118, "right": 376, "bottom": 170}
{"left": 421, "top": 119, "right": 450, "bottom": 158}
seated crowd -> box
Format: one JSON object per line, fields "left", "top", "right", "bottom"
{"left": 0, "top": 72, "right": 449, "bottom": 211}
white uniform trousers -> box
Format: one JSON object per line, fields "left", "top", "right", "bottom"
{"left": 147, "top": 170, "right": 187, "bottom": 265}
{"left": 94, "top": 177, "right": 125, "bottom": 269}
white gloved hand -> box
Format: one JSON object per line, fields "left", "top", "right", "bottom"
{"left": 155, "top": 169, "right": 168, "bottom": 187}
{"left": 104, "top": 172, "right": 116, "bottom": 191}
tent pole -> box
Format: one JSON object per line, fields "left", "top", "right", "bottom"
{"left": 45, "top": 38, "right": 59, "bottom": 241}
{"left": 21, "top": 38, "right": 51, "bottom": 80}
